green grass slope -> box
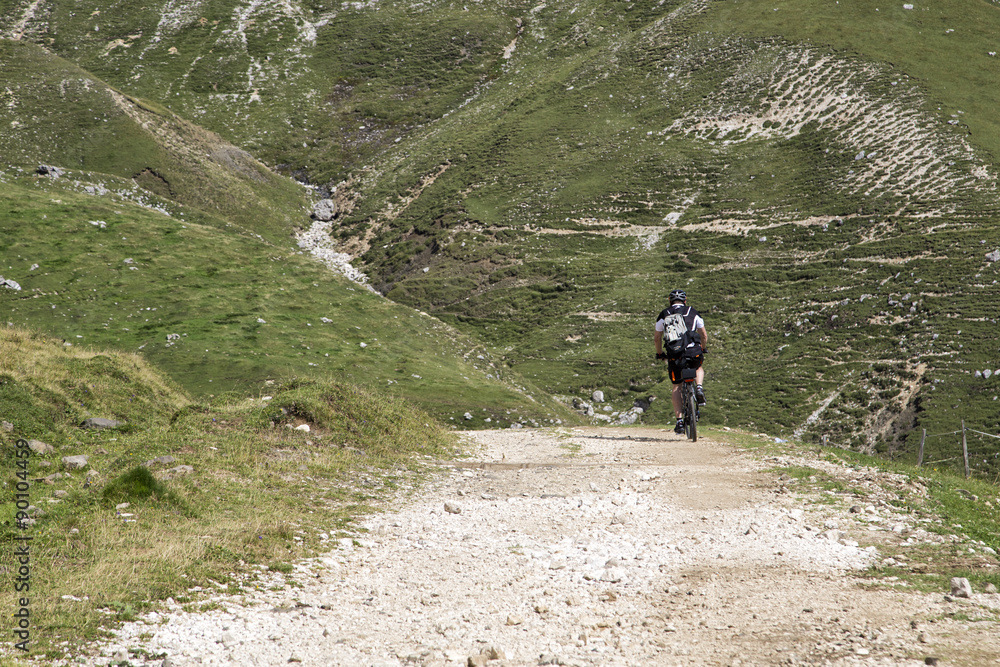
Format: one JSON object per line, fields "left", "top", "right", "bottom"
{"left": 0, "top": 327, "right": 188, "bottom": 442}
{"left": 704, "top": 0, "right": 1000, "bottom": 162}
{"left": 0, "top": 0, "right": 520, "bottom": 186}
{"left": 0, "top": 14, "right": 572, "bottom": 426}
{"left": 0, "top": 177, "right": 571, "bottom": 426}
{"left": 0, "top": 39, "right": 307, "bottom": 245}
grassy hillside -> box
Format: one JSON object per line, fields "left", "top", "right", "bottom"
{"left": 2, "top": 0, "right": 999, "bottom": 469}
{"left": 0, "top": 20, "right": 572, "bottom": 426}
{"left": 0, "top": 39, "right": 307, "bottom": 245}
{"left": 0, "top": 176, "right": 571, "bottom": 426}
{"left": 704, "top": 0, "right": 1000, "bottom": 162}
{"left": 0, "top": 328, "right": 188, "bottom": 441}
{"left": 0, "top": 327, "right": 458, "bottom": 654}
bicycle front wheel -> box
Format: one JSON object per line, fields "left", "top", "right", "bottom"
{"left": 685, "top": 387, "right": 698, "bottom": 442}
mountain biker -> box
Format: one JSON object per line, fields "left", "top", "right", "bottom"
{"left": 654, "top": 289, "right": 708, "bottom": 434}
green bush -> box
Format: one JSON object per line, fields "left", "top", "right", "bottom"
{"left": 101, "top": 466, "right": 182, "bottom": 508}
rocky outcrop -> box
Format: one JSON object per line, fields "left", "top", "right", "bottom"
{"left": 28, "top": 439, "right": 55, "bottom": 455}
{"left": 36, "top": 164, "right": 64, "bottom": 178}
{"left": 61, "top": 455, "right": 89, "bottom": 470}
{"left": 312, "top": 199, "right": 337, "bottom": 222}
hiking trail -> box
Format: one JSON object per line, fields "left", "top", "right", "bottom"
{"left": 97, "top": 427, "right": 1000, "bottom": 666}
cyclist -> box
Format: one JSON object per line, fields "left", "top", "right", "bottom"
{"left": 654, "top": 289, "right": 708, "bottom": 434}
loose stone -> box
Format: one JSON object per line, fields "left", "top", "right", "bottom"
{"left": 950, "top": 577, "right": 973, "bottom": 598}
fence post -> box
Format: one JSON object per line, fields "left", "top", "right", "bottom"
{"left": 822, "top": 434, "right": 828, "bottom": 448}
{"left": 961, "top": 420, "right": 970, "bottom": 479}
{"left": 918, "top": 428, "right": 926, "bottom": 467}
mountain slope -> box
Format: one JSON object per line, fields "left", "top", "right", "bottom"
{"left": 0, "top": 5, "right": 574, "bottom": 425}
{"left": 295, "top": 0, "right": 1000, "bottom": 462}
{"left": 2, "top": 0, "right": 999, "bottom": 467}
{"left": 0, "top": 38, "right": 307, "bottom": 244}
{"left": 0, "top": 326, "right": 462, "bottom": 650}
{"left": 0, "top": 177, "right": 569, "bottom": 424}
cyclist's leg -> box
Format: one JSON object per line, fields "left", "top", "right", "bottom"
{"left": 694, "top": 370, "right": 706, "bottom": 406}
{"left": 672, "top": 383, "right": 686, "bottom": 434}
{"left": 668, "top": 359, "right": 683, "bottom": 418}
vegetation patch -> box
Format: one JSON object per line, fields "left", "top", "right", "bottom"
{"left": 747, "top": 434, "right": 1000, "bottom": 592}
{"left": 100, "top": 466, "right": 184, "bottom": 509}
{"left": 0, "top": 328, "right": 459, "bottom": 655}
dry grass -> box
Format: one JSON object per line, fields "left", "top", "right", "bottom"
{"left": 0, "top": 329, "right": 456, "bottom": 658}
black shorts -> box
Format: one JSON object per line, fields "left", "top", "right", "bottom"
{"left": 668, "top": 347, "right": 703, "bottom": 384}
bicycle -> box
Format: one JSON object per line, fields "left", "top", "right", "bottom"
{"left": 679, "top": 366, "right": 699, "bottom": 442}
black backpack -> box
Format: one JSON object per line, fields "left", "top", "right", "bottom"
{"left": 661, "top": 311, "right": 690, "bottom": 360}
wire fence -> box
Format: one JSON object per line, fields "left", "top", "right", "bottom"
{"left": 820, "top": 422, "right": 1000, "bottom": 482}
{"left": 916, "top": 421, "right": 1000, "bottom": 481}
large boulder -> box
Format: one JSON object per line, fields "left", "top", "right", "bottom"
{"left": 617, "top": 407, "right": 644, "bottom": 425}
{"left": 36, "top": 164, "right": 64, "bottom": 178}
{"left": 951, "top": 577, "right": 973, "bottom": 598}
{"left": 313, "top": 199, "right": 338, "bottom": 222}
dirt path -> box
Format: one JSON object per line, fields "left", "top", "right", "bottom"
{"left": 101, "top": 428, "right": 1000, "bottom": 666}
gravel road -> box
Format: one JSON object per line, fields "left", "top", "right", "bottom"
{"left": 94, "top": 427, "right": 1000, "bottom": 666}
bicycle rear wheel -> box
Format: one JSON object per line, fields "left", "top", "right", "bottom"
{"left": 684, "top": 385, "right": 697, "bottom": 442}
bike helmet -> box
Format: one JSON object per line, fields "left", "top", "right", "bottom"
{"left": 669, "top": 289, "right": 687, "bottom": 303}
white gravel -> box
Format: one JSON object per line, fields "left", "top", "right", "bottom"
{"left": 88, "top": 428, "right": 1000, "bottom": 666}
